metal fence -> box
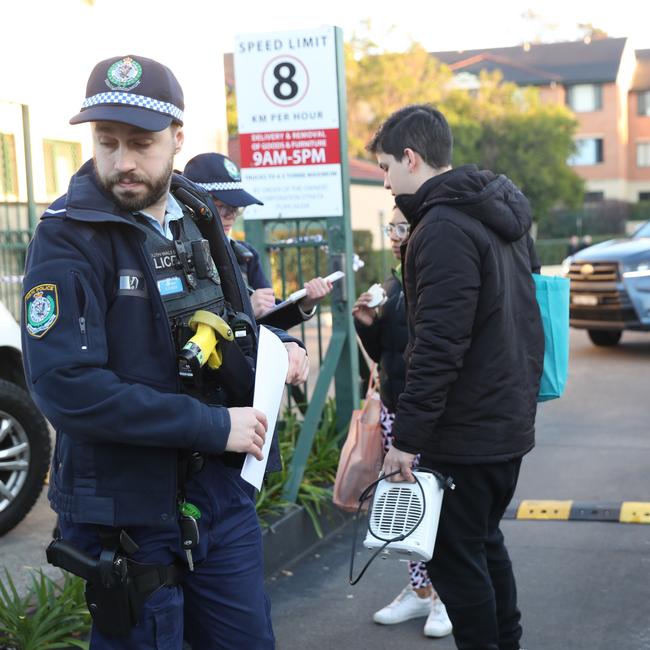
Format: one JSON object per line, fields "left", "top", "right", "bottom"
{"left": 0, "top": 203, "right": 32, "bottom": 319}
{"left": 1, "top": 104, "right": 38, "bottom": 322}
{"left": 265, "top": 219, "right": 330, "bottom": 368}
{"left": 246, "top": 214, "right": 359, "bottom": 503}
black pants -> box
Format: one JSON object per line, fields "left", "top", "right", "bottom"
{"left": 422, "top": 457, "right": 523, "bottom": 650}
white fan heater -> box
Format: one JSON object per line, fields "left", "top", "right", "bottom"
{"left": 362, "top": 470, "right": 445, "bottom": 562}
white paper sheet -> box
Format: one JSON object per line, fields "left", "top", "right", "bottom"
{"left": 240, "top": 325, "right": 289, "bottom": 489}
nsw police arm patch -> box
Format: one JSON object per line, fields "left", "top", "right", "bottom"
{"left": 25, "top": 283, "right": 59, "bottom": 338}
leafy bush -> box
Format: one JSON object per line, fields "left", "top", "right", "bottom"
{"left": 352, "top": 230, "right": 396, "bottom": 294}
{"left": 534, "top": 239, "right": 570, "bottom": 266}
{"left": 630, "top": 201, "right": 650, "bottom": 222}
{"left": 539, "top": 201, "right": 629, "bottom": 238}
{"left": 535, "top": 235, "right": 620, "bottom": 265}
{"left": 0, "top": 568, "right": 90, "bottom": 650}
{"left": 256, "top": 398, "right": 344, "bottom": 537}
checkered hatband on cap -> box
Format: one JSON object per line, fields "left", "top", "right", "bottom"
{"left": 196, "top": 181, "right": 245, "bottom": 191}
{"left": 80, "top": 92, "right": 184, "bottom": 122}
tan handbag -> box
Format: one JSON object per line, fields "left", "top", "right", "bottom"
{"left": 332, "top": 366, "right": 384, "bottom": 512}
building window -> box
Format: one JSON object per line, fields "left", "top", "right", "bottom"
{"left": 0, "top": 132, "right": 19, "bottom": 200}
{"left": 566, "top": 84, "right": 603, "bottom": 112}
{"left": 638, "top": 91, "right": 650, "bottom": 116}
{"left": 569, "top": 138, "right": 604, "bottom": 166}
{"left": 43, "top": 139, "right": 82, "bottom": 198}
{"left": 584, "top": 191, "right": 604, "bottom": 202}
{"left": 639, "top": 191, "right": 650, "bottom": 202}
{"left": 637, "top": 143, "right": 650, "bottom": 168}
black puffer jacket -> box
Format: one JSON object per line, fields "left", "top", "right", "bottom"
{"left": 355, "top": 270, "right": 408, "bottom": 412}
{"left": 392, "top": 165, "right": 544, "bottom": 464}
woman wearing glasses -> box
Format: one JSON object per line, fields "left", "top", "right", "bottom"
{"left": 352, "top": 205, "right": 452, "bottom": 639}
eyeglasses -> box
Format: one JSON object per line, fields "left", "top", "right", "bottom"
{"left": 214, "top": 201, "right": 245, "bottom": 220}
{"left": 383, "top": 223, "right": 410, "bottom": 239}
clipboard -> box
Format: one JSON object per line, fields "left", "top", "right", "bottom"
{"left": 258, "top": 270, "right": 344, "bottom": 320}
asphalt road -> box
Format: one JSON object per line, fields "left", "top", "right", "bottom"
{"left": 267, "top": 328, "right": 650, "bottom": 650}
{"left": 2, "top": 328, "right": 649, "bottom": 650}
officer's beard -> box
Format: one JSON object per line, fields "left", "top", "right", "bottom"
{"left": 95, "top": 158, "right": 173, "bottom": 213}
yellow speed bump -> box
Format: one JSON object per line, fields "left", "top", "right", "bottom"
{"left": 619, "top": 502, "right": 650, "bottom": 524}
{"left": 516, "top": 500, "right": 572, "bottom": 520}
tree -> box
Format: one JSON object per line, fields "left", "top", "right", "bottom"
{"left": 345, "top": 35, "right": 453, "bottom": 158}
{"left": 226, "top": 29, "right": 584, "bottom": 223}
{"left": 345, "top": 36, "right": 584, "bottom": 223}
{"left": 520, "top": 9, "right": 560, "bottom": 44}
{"left": 577, "top": 23, "right": 609, "bottom": 41}
{"left": 446, "top": 71, "right": 584, "bottom": 224}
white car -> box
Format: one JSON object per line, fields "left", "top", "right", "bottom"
{"left": 0, "top": 301, "right": 51, "bottom": 535}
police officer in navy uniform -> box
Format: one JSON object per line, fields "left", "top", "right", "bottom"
{"left": 21, "top": 55, "right": 309, "bottom": 649}
{"left": 183, "top": 153, "right": 333, "bottom": 329}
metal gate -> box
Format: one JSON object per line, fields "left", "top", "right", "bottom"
{"left": 0, "top": 103, "right": 37, "bottom": 321}
{"left": 246, "top": 212, "right": 360, "bottom": 503}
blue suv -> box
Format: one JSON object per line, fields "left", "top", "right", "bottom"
{"left": 563, "top": 221, "right": 650, "bottom": 346}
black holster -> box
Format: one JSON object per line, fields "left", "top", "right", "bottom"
{"left": 85, "top": 547, "right": 136, "bottom": 637}
{"left": 46, "top": 538, "right": 183, "bottom": 638}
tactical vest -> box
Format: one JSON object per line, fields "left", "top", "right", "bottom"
{"left": 140, "top": 214, "right": 224, "bottom": 351}
{"left": 230, "top": 239, "right": 254, "bottom": 287}
{"left": 134, "top": 213, "right": 254, "bottom": 406}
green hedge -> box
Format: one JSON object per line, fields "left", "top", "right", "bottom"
{"left": 357, "top": 232, "right": 624, "bottom": 270}
{"left": 535, "top": 235, "right": 620, "bottom": 266}
{"left": 629, "top": 201, "right": 650, "bottom": 222}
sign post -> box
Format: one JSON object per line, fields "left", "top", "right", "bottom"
{"left": 234, "top": 26, "right": 359, "bottom": 499}
{"left": 234, "top": 25, "right": 344, "bottom": 220}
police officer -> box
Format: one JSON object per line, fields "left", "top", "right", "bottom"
{"left": 21, "top": 55, "right": 309, "bottom": 649}
{"left": 183, "top": 153, "right": 333, "bottom": 329}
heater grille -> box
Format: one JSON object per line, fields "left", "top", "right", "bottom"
{"left": 370, "top": 486, "right": 423, "bottom": 537}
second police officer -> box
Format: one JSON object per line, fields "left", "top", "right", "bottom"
{"left": 183, "top": 152, "right": 333, "bottom": 330}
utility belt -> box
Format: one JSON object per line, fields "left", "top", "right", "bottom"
{"left": 46, "top": 530, "right": 183, "bottom": 638}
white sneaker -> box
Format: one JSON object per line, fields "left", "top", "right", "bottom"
{"left": 373, "top": 586, "right": 433, "bottom": 625}
{"left": 423, "top": 598, "right": 453, "bottom": 637}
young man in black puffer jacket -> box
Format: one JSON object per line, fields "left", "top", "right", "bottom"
{"left": 368, "top": 104, "right": 544, "bottom": 650}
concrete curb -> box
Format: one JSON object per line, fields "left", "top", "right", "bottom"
{"left": 262, "top": 505, "right": 353, "bottom": 578}
{"left": 261, "top": 497, "right": 650, "bottom": 580}
{"left": 504, "top": 500, "right": 650, "bottom": 524}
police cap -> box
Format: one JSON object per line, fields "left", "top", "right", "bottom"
{"left": 70, "top": 55, "right": 184, "bottom": 132}
{"left": 183, "top": 153, "right": 263, "bottom": 207}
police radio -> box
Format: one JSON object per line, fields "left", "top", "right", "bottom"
{"left": 349, "top": 469, "right": 455, "bottom": 585}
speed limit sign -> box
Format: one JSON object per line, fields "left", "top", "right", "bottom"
{"left": 234, "top": 26, "right": 344, "bottom": 218}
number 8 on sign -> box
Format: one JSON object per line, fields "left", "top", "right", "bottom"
{"left": 262, "top": 55, "right": 309, "bottom": 107}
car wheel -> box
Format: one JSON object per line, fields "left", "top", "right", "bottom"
{"left": 0, "top": 378, "right": 51, "bottom": 536}
{"left": 587, "top": 330, "right": 622, "bottom": 347}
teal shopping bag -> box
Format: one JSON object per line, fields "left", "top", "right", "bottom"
{"left": 533, "top": 274, "right": 570, "bottom": 402}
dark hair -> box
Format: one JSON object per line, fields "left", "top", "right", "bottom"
{"left": 367, "top": 104, "right": 453, "bottom": 168}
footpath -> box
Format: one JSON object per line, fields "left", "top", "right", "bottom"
{"left": 266, "top": 328, "right": 650, "bottom": 649}
{"left": 2, "top": 298, "right": 649, "bottom": 650}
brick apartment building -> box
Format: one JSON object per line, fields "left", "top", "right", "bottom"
{"left": 433, "top": 37, "right": 650, "bottom": 205}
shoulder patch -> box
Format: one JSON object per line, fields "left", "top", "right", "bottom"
{"left": 43, "top": 195, "right": 68, "bottom": 219}
{"left": 25, "top": 284, "right": 59, "bottom": 338}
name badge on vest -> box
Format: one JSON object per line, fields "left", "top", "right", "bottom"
{"left": 158, "top": 276, "right": 184, "bottom": 297}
